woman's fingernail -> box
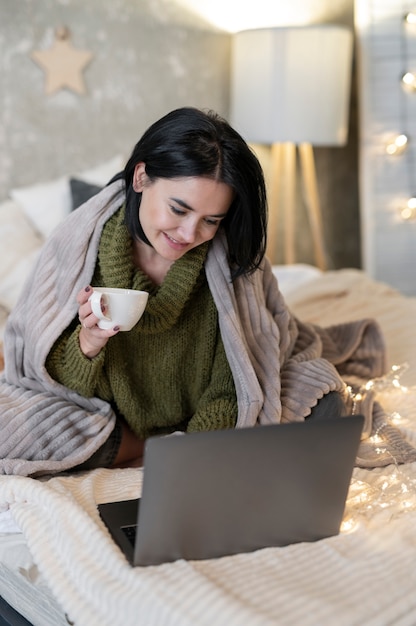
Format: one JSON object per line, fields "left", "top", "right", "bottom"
{"left": 113, "top": 326, "right": 120, "bottom": 332}
{"left": 85, "top": 286, "right": 91, "bottom": 293}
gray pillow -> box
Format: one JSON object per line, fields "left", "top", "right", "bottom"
{"left": 70, "top": 178, "right": 103, "bottom": 210}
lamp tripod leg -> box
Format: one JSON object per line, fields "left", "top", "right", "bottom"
{"left": 299, "top": 142, "right": 327, "bottom": 270}
{"left": 283, "top": 143, "right": 296, "bottom": 265}
{"left": 266, "top": 143, "right": 283, "bottom": 263}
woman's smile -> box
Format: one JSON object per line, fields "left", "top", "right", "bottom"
{"left": 163, "top": 232, "right": 189, "bottom": 249}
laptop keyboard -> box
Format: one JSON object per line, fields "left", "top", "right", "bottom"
{"left": 121, "top": 524, "right": 137, "bottom": 547}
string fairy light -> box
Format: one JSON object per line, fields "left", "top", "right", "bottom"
{"left": 405, "top": 10, "right": 416, "bottom": 25}
{"left": 399, "top": 196, "right": 416, "bottom": 219}
{"left": 401, "top": 70, "right": 416, "bottom": 91}
{"left": 385, "top": 133, "right": 408, "bottom": 155}
{"left": 381, "top": 4, "right": 416, "bottom": 219}
{"left": 340, "top": 363, "right": 416, "bottom": 532}
{"left": 394, "top": 5, "right": 416, "bottom": 219}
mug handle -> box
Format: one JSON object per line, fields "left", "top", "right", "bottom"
{"left": 88, "top": 291, "right": 111, "bottom": 321}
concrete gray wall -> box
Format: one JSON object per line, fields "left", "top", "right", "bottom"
{"left": 0, "top": 0, "right": 230, "bottom": 196}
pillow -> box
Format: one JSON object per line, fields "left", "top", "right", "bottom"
{"left": 272, "top": 264, "right": 323, "bottom": 297}
{"left": 10, "top": 175, "right": 69, "bottom": 240}
{"left": 10, "top": 155, "right": 124, "bottom": 239}
{"left": 0, "top": 199, "right": 44, "bottom": 311}
{"left": 70, "top": 178, "right": 103, "bottom": 210}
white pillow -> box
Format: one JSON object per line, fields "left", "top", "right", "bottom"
{"left": 9, "top": 155, "right": 124, "bottom": 239}
{"left": 272, "top": 264, "right": 323, "bottom": 297}
{"left": 0, "top": 199, "right": 44, "bottom": 311}
{"left": 10, "top": 175, "right": 69, "bottom": 240}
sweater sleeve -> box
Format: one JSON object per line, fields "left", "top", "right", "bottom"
{"left": 186, "top": 335, "right": 238, "bottom": 432}
{"left": 45, "top": 319, "right": 112, "bottom": 400}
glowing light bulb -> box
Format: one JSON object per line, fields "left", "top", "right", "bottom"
{"left": 370, "top": 434, "right": 384, "bottom": 444}
{"left": 405, "top": 12, "right": 416, "bottom": 24}
{"left": 340, "top": 517, "right": 358, "bottom": 533}
{"left": 400, "top": 197, "right": 416, "bottom": 220}
{"left": 386, "top": 134, "right": 408, "bottom": 155}
{"left": 390, "top": 412, "right": 403, "bottom": 425}
{"left": 402, "top": 72, "right": 416, "bottom": 91}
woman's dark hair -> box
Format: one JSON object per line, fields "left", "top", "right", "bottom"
{"left": 113, "top": 107, "right": 268, "bottom": 278}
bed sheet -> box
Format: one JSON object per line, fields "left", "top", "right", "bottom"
{"left": 1, "top": 268, "right": 416, "bottom": 625}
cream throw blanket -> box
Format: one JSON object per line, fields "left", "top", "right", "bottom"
{"left": 1, "top": 180, "right": 416, "bottom": 476}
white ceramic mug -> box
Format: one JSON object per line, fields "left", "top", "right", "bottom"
{"left": 88, "top": 287, "right": 149, "bottom": 331}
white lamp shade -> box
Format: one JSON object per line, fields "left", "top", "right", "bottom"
{"left": 230, "top": 26, "right": 353, "bottom": 146}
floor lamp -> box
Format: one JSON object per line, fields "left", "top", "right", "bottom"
{"left": 230, "top": 26, "right": 353, "bottom": 269}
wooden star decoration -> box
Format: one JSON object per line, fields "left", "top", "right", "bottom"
{"left": 31, "top": 27, "right": 93, "bottom": 95}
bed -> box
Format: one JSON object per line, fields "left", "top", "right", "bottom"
{"left": 1, "top": 164, "right": 416, "bottom": 625}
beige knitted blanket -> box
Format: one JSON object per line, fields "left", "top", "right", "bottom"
{"left": 1, "top": 180, "right": 415, "bottom": 476}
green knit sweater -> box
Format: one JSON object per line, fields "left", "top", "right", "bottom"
{"left": 46, "top": 207, "right": 237, "bottom": 438}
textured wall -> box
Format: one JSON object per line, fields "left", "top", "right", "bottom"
{"left": 0, "top": 0, "right": 230, "bottom": 198}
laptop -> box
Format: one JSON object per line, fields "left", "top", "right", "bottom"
{"left": 98, "top": 414, "right": 364, "bottom": 567}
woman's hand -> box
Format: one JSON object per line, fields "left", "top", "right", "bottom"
{"left": 77, "top": 286, "right": 120, "bottom": 358}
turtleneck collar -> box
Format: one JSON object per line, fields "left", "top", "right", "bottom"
{"left": 97, "top": 206, "right": 209, "bottom": 332}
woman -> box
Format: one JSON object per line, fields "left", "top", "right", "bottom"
{"left": 0, "top": 107, "right": 387, "bottom": 476}
{"left": 47, "top": 107, "right": 268, "bottom": 468}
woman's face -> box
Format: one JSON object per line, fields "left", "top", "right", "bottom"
{"left": 133, "top": 163, "right": 233, "bottom": 262}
